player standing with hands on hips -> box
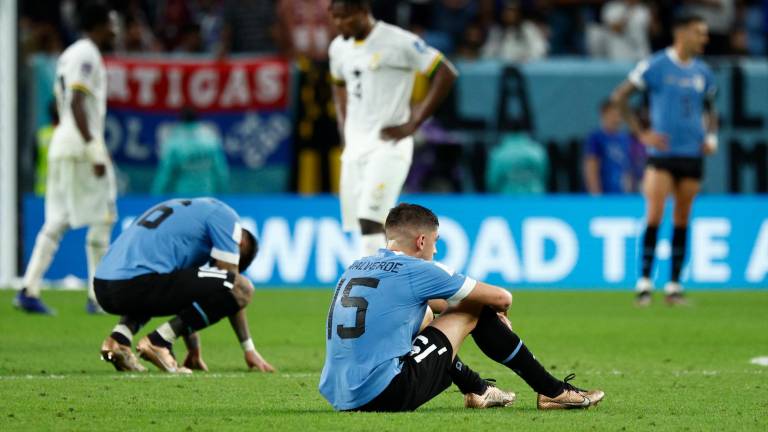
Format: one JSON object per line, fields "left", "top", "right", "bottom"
{"left": 328, "top": 0, "right": 458, "bottom": 257}
{"left": 14, "top": 3, "right": 118, "bottom": 315}
{"left": 612, "top": 13, "right": 718, "bottom": 306}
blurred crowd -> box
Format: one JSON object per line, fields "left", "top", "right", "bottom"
{"left": 21, "top": 0, "right": 768, "bottom": 62}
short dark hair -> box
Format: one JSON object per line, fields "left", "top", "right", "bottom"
{"left": 79, "top": 2, "right": 111, "bottom": 32}
{"left": 330, "top": 0, "right": 371, "bottom": 8}
{"left": 385, "top": 203, "right": 439, "bottom": 234}
{"left": 600, "top": 99, "right": 617, "bottom": 113}
{"left": 239, "top": 229, "right": 258, "bottom": 273}
{"left": 673, "top": 13, "right": 705, "bottom": 29}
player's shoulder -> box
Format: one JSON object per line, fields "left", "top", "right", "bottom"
{"left": 646, "top": 50, "right": 670, "bottom": 68}
{"left": 329, "top": 35, "right": 349, "bottom": 57}
{"left": 64, "top": 38, "right": 100, "bottom": 60}
{"left": 693, "top": 57, "right": 714, "bottom": 75}
{"left": 377, "top": 21, "right": 423, "bottom": 47}
{"left": 199, "top": 198, "right": 238, "bottom": 218}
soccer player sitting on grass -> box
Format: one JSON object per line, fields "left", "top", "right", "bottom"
{"left": 94, "top": 198, "right": 274, "bottom": 374}
{"left": 320, "top": 203, "right": 604, "bottom": 411}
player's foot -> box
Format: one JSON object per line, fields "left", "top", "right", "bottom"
{"left": 100, "top": 336, "right": 147, "bottom": 372}
{"left": 13, "top": 288, "right": 55, "bottom": 315}
{"left": 86, "top": 298, "right": 106, "bottom": 315}
{"left": 136, "top": 336, "right": 192, "bottom": 374}
{"left": 464, "top": 380, "right": 516, "bottom": 409}
{"left": 664, "top": 282, "right": 688, "bottom": 306}
{"left": 537, "top": 374, "right": 604, "bottom": 410}
{"left": 634, "top": 277, "right": 653, "bottom": 307}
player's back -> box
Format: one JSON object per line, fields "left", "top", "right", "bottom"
{"left": 96, "top": 198, "right": 238, "bottom": 280}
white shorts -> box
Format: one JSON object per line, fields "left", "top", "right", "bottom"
{"left": 340, "top": 150, "right": 411, "bottom": 232}
{"left": 45, "top": 158, "right": 117, "bottom": 229}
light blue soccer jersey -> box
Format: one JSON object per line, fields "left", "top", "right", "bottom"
{"left": 319, "top": 249, "right": 476, "bottom": 411}
{"left": 96, "top": 198, "right": 242, "bottom": 280}
{"left": 629, "top": 48, "right": 716, "bottom": 157}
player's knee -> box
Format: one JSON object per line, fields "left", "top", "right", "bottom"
{"left": 41, "top": 221, "right": 68, "bottom": 243}
{"left": 232, "top": 275, "right": 254, "bottom": 308}
{"left": 86, "top": 223, "right": 112, "bottom": 247}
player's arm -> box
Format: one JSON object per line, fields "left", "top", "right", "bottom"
{"left": 71, "top": 89, "right": 107, "bottom": 177}
{"left": 703, "top": 93, "right": 719, "bottom": 155}
{"left": 228, "top": 308, "right": 275, "bottom": 372}
{"left": 182, "top": 332, "right": 209, "bottom": 372}
{"left": 583, "top": 155, "right": 602, "bottom": 195}
{"left": 331, "top": 82, "right": 347, "bottom": 145}
{"left": 611, "top": 80, "right": 667, "bottom": 151}
{"left": 381, "top": 58, "right": 459, "bottom": 141}
{"left": 460, "top": 281, "right": 512, "bottom": 313}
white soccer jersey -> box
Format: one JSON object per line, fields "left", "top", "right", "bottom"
{"left": 329, "top": 22, "right": 443, "bottom": 161}
{"left": 50, "top": 38, "right": 107, "bottom": 160}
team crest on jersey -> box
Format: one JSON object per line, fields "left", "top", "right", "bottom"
{"left": 693, "top": 74, "right": 705, "bottom": 92}
{"left": 369, "top": 52, "right": 382, "bottom": 70}
{"left": 413, "top": 39, "right": 427, "bottom": 53}
{"left": 81, "top": 62, "right": 93, "bottom": 76}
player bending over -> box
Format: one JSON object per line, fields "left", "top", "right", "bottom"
{"left": 320, "top": 203, "right": 604, "bottom": 411}
{"left": 95, "top": 198, "right": 274, "bottom": 373}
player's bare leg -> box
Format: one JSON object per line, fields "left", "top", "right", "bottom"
{"left": 359, "top": 218, "right": 386, "bottom": 257}
{"left": 14, "top": 220, "right": 69, "bottom": 314}
{"left": 665, "top": 178, "right": 700, "bottom": 306}
{"left": 636, "top": 168, "right": 674, "bottom": 306}
{"left": 86, "top": 222, "right": 112, "bottom": 314}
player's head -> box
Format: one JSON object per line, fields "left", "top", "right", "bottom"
{"left": 384, "top": 203, "right": 440, "bottom": 261}
{"left": 239, "top": 228, "right": 258, "bottom": 273}
{"left": 329, "top": 0, "right": 372, "bottom": 40}
{"left": 673, "top": 13, "right": 708, "bottom": 56}
{"left": 79, "top": 2, "right": 117, "bottom": 51}
{"left": 599, "top": 99, "right": 621, "bottom": 131}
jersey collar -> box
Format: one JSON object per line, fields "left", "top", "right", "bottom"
{"left": 666, "top": 47, "right": 694, "bottom": 69}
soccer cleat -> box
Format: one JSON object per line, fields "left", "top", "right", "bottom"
{"left": 100, "top": 336, "right": 147, "bottom": 372}
{"left": 635, "top": 290, "right": 652, "bottom": 307}
{"left": 86, "top": 298, "right": 107, "bottom": 315}
{"left": 537, "top": 374, "right": 604, "bottom": 410}
{"left": 13, "top": 288, "right": 55, "bottom": 315}
{"left": 136, "top": 336, "right": 192, "bottom": 374}
{"left": 464, "top": 381, "right": 516, "bottom": 409}
{"left": 664, "top": 282, "right": 688, "bottom": 306}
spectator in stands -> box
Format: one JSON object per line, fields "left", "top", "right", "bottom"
{"left": 154, "top": 0, "right": 195, "bottom": 51}
{"left": 277, "top": 0, "right": 333, "bottom": 61}
{"left": 432, "top": 0, "right": 482, "bottom": 54}
{"left": 486, "top": 132, "right": 548, "bottom": 194}
{"left": 194, "top": 0, "right": 224, "bottom": 54}
{"left": 582, "top": 100, "right": 635, "bottom": 195}
{"left": 454, "top": 21, "right": 486, "bottom": 61}
{"left": 586, "top": 0, "right": 651, "bottom": 61}
{"left": 681, "top": 0, "right": 736, "bottom": 55}
{"left": 481, "top": 0, "right": 548, "bottom": 63}
{"left": 218, "top": 0, "right": 285, "bottom": 56}
{"left": 123, "top": 13, "right": 160, "bottom": 53}
{"left": 175, "top": 23, "right": 204, "bottom": 53}
{"left": 152, "top": 108, "right": 230, "bottom": 196}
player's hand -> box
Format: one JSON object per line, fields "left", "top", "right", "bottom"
{"left": 183, "top": 350, "right": 209, "bottom": 372}
{"left": 93, "top": 163, "right": 106, "bottom": 178}
{"left": 639, "top": 130, "right": 668, "bottom": 151}
{"left": 497, "top": 312, "right": 513, "bottom": 331}
{"left": 245, "top": 350, "right": 276, "bottom": 372}
{"left": 380, "top": 121, "right": 417, "bottom": 141}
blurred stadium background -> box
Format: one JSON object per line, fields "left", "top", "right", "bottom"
{"left": 1, "top": 0, "right": 767, "bottom": 291}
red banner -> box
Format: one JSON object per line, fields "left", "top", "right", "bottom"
{"left": 104, "top": 56, "right": 291, "bottom": 112}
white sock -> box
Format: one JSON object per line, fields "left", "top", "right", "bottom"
{"left": 86, "top": 223, "right": 112, "bottom": 302}
{"left": 156, "top": 322, "right": 178, "bottom": 344}
{"left": 361, "top": 233, "right": 386, "bottom": 257}
{"left": 112, "top": 324, "right": 133, "bottom": 342}
{"left": 23, "top": 226, "right": 65, "bottom": 297}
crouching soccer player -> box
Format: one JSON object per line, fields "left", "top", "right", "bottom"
{"left": 94, "top": 198, "right": 274, "bottom": 373}
{"left": 320, "top": 203, "right": 604, "bottom": 411}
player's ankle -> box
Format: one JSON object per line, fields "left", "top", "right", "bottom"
{"left": 148, "top": 331, "right": 173, "bottom": 350}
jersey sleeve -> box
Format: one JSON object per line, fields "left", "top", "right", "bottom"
{"left": 410, "top": 260, "right": 476, "bottom": 305}
{"left": 704, "top": 67, "right": 717, "bottom": 100}
{"left": 402, "top": 33, "right": 443, "bottom": 78}
{"left": 628, "top": 57, "right": 655, "bottom": 90}
{"left": 68, "top": 46, "right": 99, "bottom": 95}
{"left": 206, "top": 203, "right": 242, "bottom": 266}
{"left": 584, "top": 132, "right": 603, "bottom": 158}
{"left": 328, "top": 38, "right": 345, "bottom": 85}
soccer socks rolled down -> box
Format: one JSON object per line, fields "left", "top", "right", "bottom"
{"left": 148, "top": 322, "right": 179, "bottom": 349}
{"left": 111, "top": 316, "right": 150, "bottom": 346}
{"left": 22, "top": 223, "right": 66, "bottom": 297}
{"left": 361, "top": 233, "right": 386, "bottom": 257}
{"left": 449, "top": 356, "right": 488, "bottom": 395}
{"left": 86, "top": 223, "right": 112, "bottom": 302}
{"left": 671, "top": 226, "right": 688, "bottom": 283}
{"left": 641, "top": 225, "right": 659, "bottom": 279}
{"left": 471, "top": 307, "right": 563, "bottom": 398}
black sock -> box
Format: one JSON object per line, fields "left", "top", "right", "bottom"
{"left": 110, "top": 332, "right": 131, "bottom": 346}
{"left": 641, "top": 225, "right": 659, "bottom": 279}
{"left": 671, "top": 226, "right": 688, "bottom": 283}
{"left": 148, "top": 331, "right": 173, "bottom": 350}
{"left": 120, "top": 315, "right": 150, "bottom": 334}
{"left": 449, "top": 356, "right": 488, "bottom": 395}
{"left": 471, "top": 307, "right": 563, "bottom": 398}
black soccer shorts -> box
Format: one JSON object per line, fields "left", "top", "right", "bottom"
{"left": 353, "top": 326, "right": 455, "bottom": 412}
{"left": 94, "top": 267, "right": 240, "bottom": 319}
{"left": 646, "top": 156, "right": 704, "bottom": 181}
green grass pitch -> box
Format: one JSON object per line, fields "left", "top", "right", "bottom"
{"left": 0, "top": 289, "right": 766, "bottom": 431}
